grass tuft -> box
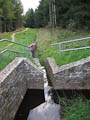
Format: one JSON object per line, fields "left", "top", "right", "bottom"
{"left": 62, "top": 97, "right": 90, "bottom": 120}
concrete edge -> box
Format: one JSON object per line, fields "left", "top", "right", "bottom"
{"left": 0, "top": 57, "right": 43, "bottom": 84}
{"left": 46, "top": 56, "right": 90, "bottom": 74}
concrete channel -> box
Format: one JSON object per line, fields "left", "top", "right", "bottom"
{"left": 13, "top": 57, "right": 90, "bottom": 120}
{"left": 13, "top": 59, "right": 61, "bottom": 120}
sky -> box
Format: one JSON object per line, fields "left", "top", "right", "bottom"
{"left": 21, "top": 0, "right": 40, "bottom": 14}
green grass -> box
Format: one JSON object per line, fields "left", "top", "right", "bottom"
{"left": 36, "top": 28, "right": 90, "bottom": 66}
{"left": 0, "top": 52, "right": 22, "bottom": 71}
{"left": 0, "top": 28, "right": 37, "bottom": 71}
{"left": 8, "top": 28, "right": 37, "bottom": 60}
{"left": 61, "top": 97, "right": 90, "bottom": 120}
{"left": 1, "top": 28, "right": 90, "bottom": 70}
{"left": 0, "top": 32, "right": 12, "bottom": 50}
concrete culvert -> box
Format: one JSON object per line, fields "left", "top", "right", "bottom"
{"left": 14, "top": 89, "right": 45, "bottom": 120}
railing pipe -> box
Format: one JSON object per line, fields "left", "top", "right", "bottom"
{"left": 0, "top": 49, "right": 24, "bottom": 55}
{"left": 61, "top": 46, "right": 90, "bottom": 52}
{"left": 0, "top": 39, "right": 28, "bottom": 48}
{"left": 51, "top": 37, "right": 90, "bottom": 46}
{"left": 51, "top": 37, "right": 90, "bottom": 56}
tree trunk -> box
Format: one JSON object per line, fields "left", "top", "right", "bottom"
{"left": 49, "top": 2, "right": 52, "bottom": 27}
{"left": 54, "top": 0, "right": 56, "bottom": 27}
{"left": 49, "top": 0, "right": 56, "bottom": 28}
{"left": 4, "top": 17, "right": 6, "bottom": 32}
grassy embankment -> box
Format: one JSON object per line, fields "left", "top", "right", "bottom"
{"left": 36, "top": 28, "right": 90, "bottom": 120}
{"left": 60, "top": 96, "right": 90, "bottom": 120}
{"left": 36, "top": 28, "right": 90, "bottom": 66}
{"left": 1, "top": 28, "right": 90, "bottom": 119}
{"left": 0, "top": 32, "right": 12, "bottom": 50}
{"left": 0, "top": 29, "right": 37, "bottom": 71}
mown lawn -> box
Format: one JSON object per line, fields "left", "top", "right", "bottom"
{"left": 0, "top": 28, "right": 37, "bottom": 71}
{"left": 36, "top": 28, "right": 90, "bottom": 66}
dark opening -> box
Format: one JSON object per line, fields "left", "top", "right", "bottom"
{"left": 14, "top": 89, "right": 45, "bottom": 120}
{"left": 53, "top": 89, "right": 90, "bottom": 103}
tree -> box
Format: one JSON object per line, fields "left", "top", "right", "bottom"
{"left": 44, "top": 0, "right": 57, "bottom": 27}
{"left": 0, "top": 0, "right": 3, "bottom": 32}
{"left": 12, "top": 0, "right": 23, "bottom": 29}
{"left": 34, "top": 0, "right": 49, "bottom": 28}
{"left": 0, "top": 0, "right": 23, "bottom": 32}
{"left": 25, "top": 8, "right": 35, "bottom": 28}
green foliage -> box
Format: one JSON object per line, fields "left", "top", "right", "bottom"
{"left": 25, "top": 9, "right": 35, "bottom": 28}
{"left": 0, "top": 28, "right": 37, "bottom": 71}
{"left": 0, "top": 0, "right": 23, "bottom": 32}
{"left": 64, "top": 97, "right": 90, "bottom": 120}
{"left": 36, "top": 28, "right": 90, "bottom": 66}
{"left": 27, "top": 0, "right": 90, "bottom": 30}
{"left": 0, "top": 32, "right": 12, "bottom": 49}
{"left": 24, "top": 0, "right": 49, "bottom": 28}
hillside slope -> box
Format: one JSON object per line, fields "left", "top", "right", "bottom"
{"left": 36, "top": 28, "right": 90, "bottom": 66}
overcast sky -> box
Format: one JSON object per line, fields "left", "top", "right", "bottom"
{"left": 21, "top": 0, "right": 40, "bottom": 14}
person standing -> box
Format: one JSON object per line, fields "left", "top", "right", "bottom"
{"left": 28, "top": 42, "right": 37, "bottom": 57}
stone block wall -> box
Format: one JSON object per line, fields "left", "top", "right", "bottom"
{"left": 0, "top": 58, "right": 44, "bottom": 120}
{"left": 45, "top": 57, "right": 90, "bottom": 90}
{"left": 24, "top": 59, "right": 44, "bottom": 89}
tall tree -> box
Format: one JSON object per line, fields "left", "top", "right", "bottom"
{"left": 13, "top": 0, "right": 23, "bottom": 29}
{"left": 0, "top": 0, "right": 23, "bottom": 32}
{"left": 34, "top": 0, "right": 49, "bottom": 27}
{"left": 25, "top": 8, "right": 35, "bottom": 28}
{"left": 0, "top": 0, "right": 3, "bottom": 32}
{"left": 44, "top": 0, "right": 57, "bottom": 27}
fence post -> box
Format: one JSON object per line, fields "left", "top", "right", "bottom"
{"left": 0, "top": 53, "right": 2, "bottom": 60}
{"left": 59, "top": 43, "right": 61, "bottom": 56}
{"left": 23, "top": 46, "right": 25, "bottom": 57}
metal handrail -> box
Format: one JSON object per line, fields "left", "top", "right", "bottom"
{"left": 0, "top": 49, "right": 24, "bottom": 55}
{"left": 0, "top": 39, "right": 29, "bottom": 57}
{"left": 0, "top": 39, "right": 28, "bottom": 48}
{"left": 51, "top": 37, "right": 90, "bottom": 56}
{"left": 0, "top": 49, "right": 25, "bottom": 61}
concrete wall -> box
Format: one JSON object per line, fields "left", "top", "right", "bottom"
{"left": 45, "top": 57, "right": 90, "bottom": 90}
{"left": 24, "top": 58, "right": 44, "bottom": 89}
{"left": 0, "top": 58, "right": 44, "bottom": 120}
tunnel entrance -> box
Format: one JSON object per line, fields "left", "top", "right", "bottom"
{"left": 14, "top": 89, "right": 45, "bottom": 120}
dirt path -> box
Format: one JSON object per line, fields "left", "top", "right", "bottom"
{"left": 4, "top": 28, "right": 29, "bottom": 49}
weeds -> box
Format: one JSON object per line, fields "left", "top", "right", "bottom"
{"left": 60, "top": 96, "right": 90, "bottom": 120}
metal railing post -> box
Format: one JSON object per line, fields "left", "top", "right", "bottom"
{"left": 59, "top": 43, "right": 61, "bottom": 56}
{"left": 23, "top": 46, "right": 25, "bottom": 57}
{"left": 0, "top": 53, "right": 2, "bottom": 60}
